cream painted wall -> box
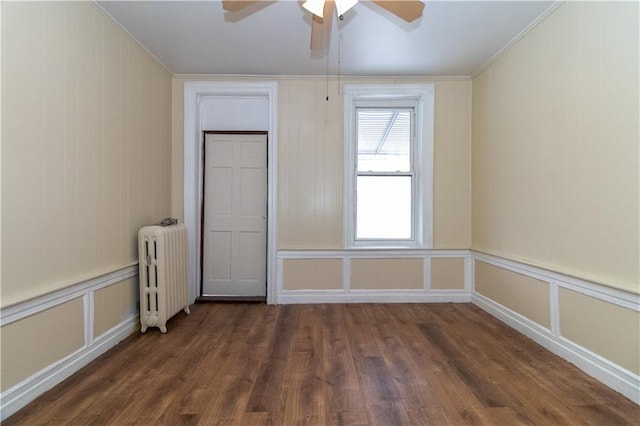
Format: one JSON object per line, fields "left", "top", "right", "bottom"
{"left": 282, "top": 259, "right": 343, "bottom": 290}
{"left": 351, "top": 258, "right": 423, "bottom": 290}
{"left": 94, "top": 277, "right": 138, "bottom": 337}
{"left": 431, "top": 258, "right": 465, "bottom": 290}
{"left": 475, "top": 260, "right": 550, "bottom": 328}
{"left": 559, "top": 287, "right": 639, "bottom": 375}
{"left": 472, "top": 1, "right": 639, "bottom": 293}
{"left": 172, "top": 76, "right": 471, "bottom": 251}
{"left": 1, "top": 298, "right": 85, "bottom": 392}
{"left": 432, "top": 81, "right": 472, "bottom": 249}
{"left": 277, "top": 78, "right": 344, "bottom": 248}
{"left": 2, "top": 1, "right": 173, "bottom": 305}
{"left": 2, "top": 1, "right": 167, "bottom": 399}
{"left": 1, "top": 0, "right": 636, "bottom": 409}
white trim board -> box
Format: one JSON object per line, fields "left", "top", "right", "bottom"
{"left": 472, "top": 251, "right": 639, "bottom": 404}
{"left": 471, "top": 0, "right": 563, "bottom": 78}
{"left": 278, "top": 290, "right": 470, "bottom": 304}
{"left": 1, "top": 264, "right": 139, "bottom": 326}
{"left": 278, "top": 249, "right": 640, "bottom": 403}
{"left": 0, "top": 265, "right": 141, "bottom": 421}
{"left": 174, "top": 74, "right": 472, "bottom": 82}
{"left": 473, "top": 252, "right": 640, "bottom": 311}
{"left": 3, "top": 248, "right": 638, "bottom": 419}
{"left": 342, "top": 84, "right": 434, "bottom": 250}
{"left": 277, "top": 249, "right": 470, "bottom": 258}
{"left": 276, "top": 249, "right": 472, "bottom": 303}
{"left": 0, "top": 316, "right": 138, "bottom": 421}
{"left": 183, "top": 81, "right": 278, "bottom": 305}
{"left": 92, "top": 0, "right": 173, "bottom": 74}
{"left": 472, "top": 292, "right": 640, "bottom": 404}
{"left": 275, "top": 249, "right": 639, "bottom": 309}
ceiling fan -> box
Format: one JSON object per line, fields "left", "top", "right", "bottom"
{"left": 221, "top": 0, "right": 425, "bottom": 50}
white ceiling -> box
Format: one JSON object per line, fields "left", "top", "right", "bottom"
{"left": 96, "top": 0, "right": 557, "bottom": 76}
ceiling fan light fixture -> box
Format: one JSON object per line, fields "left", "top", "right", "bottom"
{"left": 304, "top": 0, "right": 358, "bottom": 19}
{"left": 303, "top": 0, "right": 326, "bottom": 18}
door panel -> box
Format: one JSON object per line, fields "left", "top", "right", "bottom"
{"left": 202, "top": 133, "right": 267, "bottom": 297}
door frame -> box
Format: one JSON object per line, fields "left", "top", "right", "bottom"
{"left": 184, "top": 81, "right": 278, "bottom": 304}
{"left": 200, "top": 131, "right": 269, "bottom": 299}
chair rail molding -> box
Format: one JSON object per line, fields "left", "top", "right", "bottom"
{"left": 0, "top": 264, "right": 140, "bottom": 421}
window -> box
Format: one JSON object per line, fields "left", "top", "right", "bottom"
{"left": 344, "top": 84, "right": 434, "bottom": 248}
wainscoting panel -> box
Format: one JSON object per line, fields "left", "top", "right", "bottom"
{"left": 276, "top": 250, "right": 471, "bottom": 304}
{"left": 472, "top": 251, "right": 640, "bottom": 404}
{"left": 2, "top": 251, "right": 638, "bottom": 420}
{"left": 0, "top": 265, "right": 140, "bottom": 421}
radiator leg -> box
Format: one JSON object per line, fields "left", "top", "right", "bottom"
{"left": 160, "top": 325, "right": 167, "bottom": 333}
{"left": 141, "top": 325, "right": 148, "bottom": 333}
{"left": 184, "top": 305, "right": 191, "bottom": 315}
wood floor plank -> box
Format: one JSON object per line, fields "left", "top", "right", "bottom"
{"left": 245, "top": 305, "right": 297, "bottom": 413}
{"left": 417, "top": 322, "right": 516, "bottom": 408}
{"left": 5, "top": 303, "right": 639, "bottom": 426}
{"left": 322, "top": 306, "right": 369, "bottom": 417}
{"left": 343, "top": 304, "right": 383, "bottom": 358}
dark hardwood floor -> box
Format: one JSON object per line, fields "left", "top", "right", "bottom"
{"left": 6, "top": 303, "right": 639, "bottom": 425}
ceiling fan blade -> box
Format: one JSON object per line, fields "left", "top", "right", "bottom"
{"left": 222, "top": 1, "right": 260, "bottom": 12}
{"left": 310, "top": 1, "right": 334, "bottom": 50}
{"left": 372, "top": 0, "right": 425, "bottom": 23}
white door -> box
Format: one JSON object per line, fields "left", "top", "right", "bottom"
{"left": 202, "top": 133, "right": 267, "bottom": 297}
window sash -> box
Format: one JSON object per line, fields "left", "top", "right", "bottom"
{"left": 356, "top": 107, "right": 413, "bottom": 173}
{"left": 355, "top": 174, "right": 414, "bottom": 241}
{"left": 354, "top": 105, "right": 416, "bottom": 243}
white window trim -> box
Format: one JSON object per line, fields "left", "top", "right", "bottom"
{"left": 343, "top": 84, "right": 434, "bottom": 249}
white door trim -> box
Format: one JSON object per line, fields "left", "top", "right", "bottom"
{"left": 184, "top": 81, "right": 278, "bottom": 304}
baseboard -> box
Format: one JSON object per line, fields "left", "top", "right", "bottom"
{"left": 472, "top": 292, "right": 640, "bottom": 404}
{"left": 1, "top": 264, "right": 140, "bottom": 420}
{"left": 0, "top": 315, "right": 138, "bottom": 421}
{"left": 197, "top": 295, "right": 266, "bottom": 303}
{"left": 3, "top": 250, "right": 637, "bottom": 418}
{"left": 277, "top": 290, "right": 471, "bottom": 304}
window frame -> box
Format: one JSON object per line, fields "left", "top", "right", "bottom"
{"left": 343, "top": 84, "right": 434, "bottom": 249}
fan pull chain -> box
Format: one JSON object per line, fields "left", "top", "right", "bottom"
{"left": 326, "top": 47, "right": 330, "bottom": 101}
{"left": 337, "top": 27, "right": 342, "bottom": 97}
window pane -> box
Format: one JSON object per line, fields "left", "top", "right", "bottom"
{"left": 357, "top": 109, "right": 411, "bottom": 172}
{"left": 356, "top": 176, "right": 412, "bottom": 239}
